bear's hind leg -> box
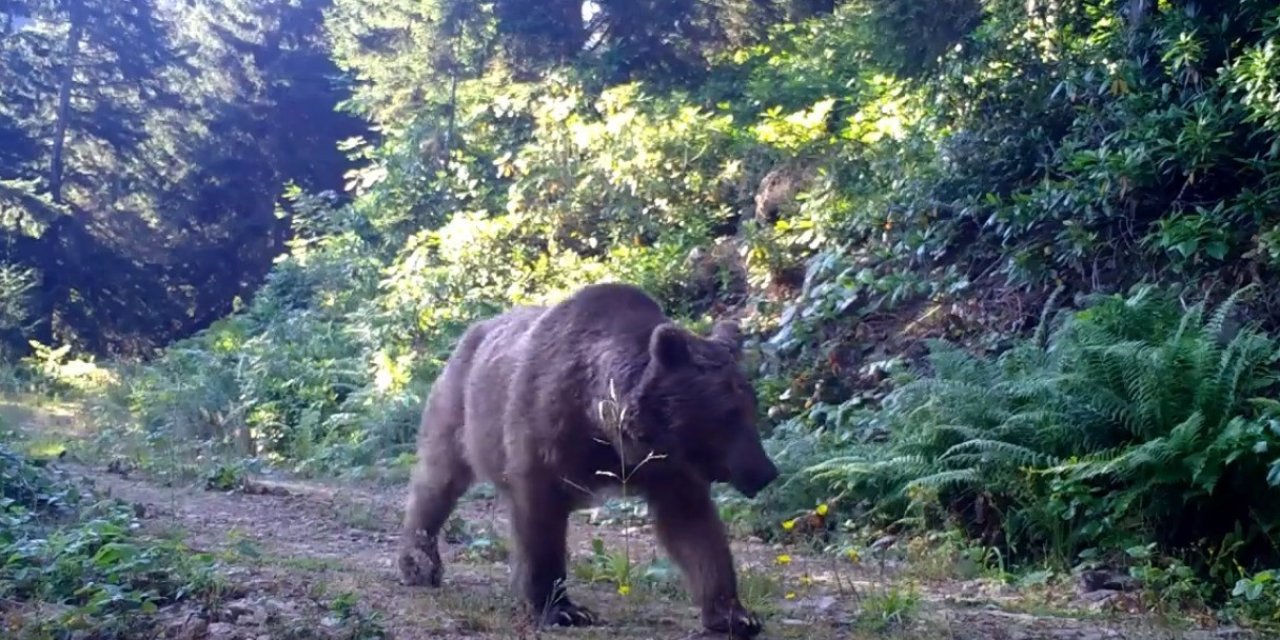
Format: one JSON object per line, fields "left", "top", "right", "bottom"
{"left": 398, "top": 442, "right": 474, "bottom": 587}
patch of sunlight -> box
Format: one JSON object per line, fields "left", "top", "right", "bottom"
{"left": 372, "top": 349, "right": 412, "bottom": 394}
{"left": 844, "top": 75, "right": 926, "bottom": 146}
{"left": 26, "top": 440, "right": 66, "bottom": 459}
{"left": 753, "top": 98, "right": 836, "bottom": 152}
{"left": 0, "top": 397, "right": 93, "bottom": 438}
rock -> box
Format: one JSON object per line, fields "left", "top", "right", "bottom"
{"left": 226, "top": 599, "right": 254, "bottom": 618}
{"left": 1079, "top": 590, "right": 1115, "bottom": 602}
{"left": 1078, "top": 589, "right": 1120, "bottom": 612}
{"left": 207, "top": 621, "right": 238, "bottom": 640}
{"left": 870, "top": 534, "right": 898, "bottom": 552}
{"left": 165, "top": 615, "right": 208, "bottom": 640}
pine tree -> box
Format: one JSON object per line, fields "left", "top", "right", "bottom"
{"left": 0, "top": 0, "right": 184, "bottom": 202}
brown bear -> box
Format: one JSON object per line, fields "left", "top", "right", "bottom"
{"left": 397, "top": 282, "right": 779, "bottom": 637}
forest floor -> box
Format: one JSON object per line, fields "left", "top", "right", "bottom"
{"left": 1, "top": 397, "right": 1259, "bottom": 640}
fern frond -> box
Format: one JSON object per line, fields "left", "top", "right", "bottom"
{"left": 904, "top": 468, "right": 981, "bottom": 493}
{"left": 1043, "top": 446, "right": 1131, "bottom": 481}
{"left": 1205, "top": 284, "right": 1259, "bottom": 346}
{"left": 939, "top": 439, "right": 1057, "bottom": 468}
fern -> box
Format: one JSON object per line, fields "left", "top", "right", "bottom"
{"left": 904, "top": 468, "right": 982, "bottom": 493}
{"left": 938, "top": 439, "right": 1058, "bottom": 468}
{"left": 801, "top": 285, "right": 1280, "bottom": 577}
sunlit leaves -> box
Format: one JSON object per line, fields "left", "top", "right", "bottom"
{"left": 754, "top": 98, "right": 835, "bottom": 151}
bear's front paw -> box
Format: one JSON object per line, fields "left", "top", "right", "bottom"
{"left": 702, "top": 601, "right": 763, "bottom": 638}
{"left": 540, "top": 600, "right": 598, "bottom": 628}
{"left": 397, "top": 546, "right": 443, "bottom": 587}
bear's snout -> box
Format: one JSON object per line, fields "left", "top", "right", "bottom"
{"left": 731, "top": 462, "right": 778, "bottom": 499}
{"left": 726, "top": 437, "right": 779, "bottom": 499}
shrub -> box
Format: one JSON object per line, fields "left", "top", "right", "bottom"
{"left": 0, "top": 441, "right": 218, "bottom": 637}
{"left": 801, "top": 285, "right": 1280, "bottom": 592}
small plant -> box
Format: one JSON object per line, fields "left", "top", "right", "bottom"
{"left": 574, "top": 537, "right": 635, "bottom": 590}
{"left": 327, "top": 591, "right": 391, "bottom": 640}
{"left": 736, "top": 566, "right": 785, "bottom": 615}
{"left": 1229, "top": 569, "right": 1280, "bottom": 630}
{"left": 204, "top": 460, "right": 250, "bottom": 492}
{"left": 1127, "top": 543, "right": 1212, "bottom": 616}
{"left": 856, "top": 581, "right": 920, "bottom": 632}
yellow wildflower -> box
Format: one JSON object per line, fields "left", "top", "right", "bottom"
{"left": 816, "top": 503, "right": 829, "bottom": 516}
{"left": 776, "top": 554, "right": 792, "bottom": 565}
{"left": 784, "top": 592, "right": 797, "bottom": 600}
{"left": 782, "top": 519, "right": 796, "bottom": 531}
{"left": 617, "top": 584, "right": 631, "bottom": 596}
{"left": 846, "top": 548, "right": 861, "bottom": 563}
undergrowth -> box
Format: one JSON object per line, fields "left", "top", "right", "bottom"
{"left": 0, "top": 435, "right": 221, "bottom": 639}
{"left": 776, "top": 285, "right": 1280, "bottom": 620}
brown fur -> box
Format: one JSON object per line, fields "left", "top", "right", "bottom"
{"left": 397, "top": 282, "right": 779, "bottom": 637}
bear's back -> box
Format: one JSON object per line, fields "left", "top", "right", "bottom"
{"left": 489, "top": 284, "right": 669, "bottom": 479}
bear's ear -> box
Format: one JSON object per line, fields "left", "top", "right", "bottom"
{"left": 710, "top": 320, "right": 743, "bottom": 358}
{"left": 650, "top": 323, "right": 692, "bottom": 368}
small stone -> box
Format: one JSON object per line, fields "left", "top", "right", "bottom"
{"left": 796, "top": 595, "right": 838, "bottom": 613}
{"left": 167, "top": 616, "right": 209, "bottom": 640}
{"left": 1212, "top": 628, "right": 1253, "bottom": 639}
{"left": 207, "top": 622, "right": 237, "bottom": 640}
{"left": 1080, "top": 590, "right": 1117, "bottom": 603}
{"left": 870, "top": 535, "right": 898, "bottom": 552}
{"left": 227, "top": 599, "right": 254, "bottom": 618}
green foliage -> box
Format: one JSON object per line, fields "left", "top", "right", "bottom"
{"left": 0, "top": 0, "right": 365, "bottom": 356}
{"left": 0, "top": 263, "right": 36, "bottom": 349}
{"left": 799, "top": 286, "right": 1280, "bottom": 594}
{"left": 856, "top": 581, "right": 921, "bottom": 632}
{"left": 1230, "top": 568, "right": 1280, "bottom": 631}
{"left": 122, "top": 75, "right": 759, "bottom": 471}
{"left": 0, "top": 442, "right": 218, "bottom": 638}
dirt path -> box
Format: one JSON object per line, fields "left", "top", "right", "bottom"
{"left": 3, "top": 398, "right": 1253, "bottom": 639}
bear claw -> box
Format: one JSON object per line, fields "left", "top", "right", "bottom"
{"left": 703, "top": 605, "right": 763, "bottom": 638}
{"left": 540, "top": 601, "right": 598, "bottom": 627}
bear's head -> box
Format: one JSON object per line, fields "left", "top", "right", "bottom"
{"left": 634, "top": 319, "right": 779, "bottom": 498}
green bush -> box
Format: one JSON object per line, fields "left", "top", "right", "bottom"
{"left": 1, "top": 442, "right": 218, "bottom": 637}
{"left": 798, "top": 285, "right": 1280, "bottom": 592}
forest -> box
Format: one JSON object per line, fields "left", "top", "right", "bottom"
{"left": 3, "top": 0, "right": 1280, "bottom": 638}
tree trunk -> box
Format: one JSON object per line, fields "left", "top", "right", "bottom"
{"left": 49, "top": 0, "right": 85, "bottom": 203}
